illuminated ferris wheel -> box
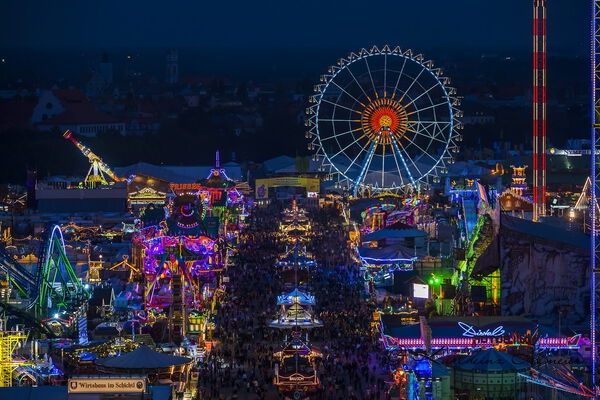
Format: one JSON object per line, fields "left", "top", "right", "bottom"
{"left": 307, "top": 45, "right": 463, "bottom": 195}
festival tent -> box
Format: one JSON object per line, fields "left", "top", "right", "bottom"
{"left": 454, "top": 348, "right": 530, "bottom": 373}
{"left": 364, "top": 227, "right": 427, "bottom": 242}
{"left": 96, "top": 345, "right": 192, "bottom": 369}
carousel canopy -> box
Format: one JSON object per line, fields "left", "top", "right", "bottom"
{"left": 281, "top": 221, "right": 308, "bottom": 231}
{"left": 357, "top": 244, "right": 422, "bottom": 264}
{"left": 278, "top": 288, "right": 316, "bottom": 305}
{"left": 454, "top": 348, "right": 530, "bottom": 372}
{"left": 96, "top": 345, "right": 192, "bottom": 369}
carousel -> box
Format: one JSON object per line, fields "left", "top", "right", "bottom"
{"left": 273, "top": 331, "right": 322, "bottom": 393}
{"left": 270, "top": 288, "right": 322, "bottom": 329}
{"left": 134, "top": 192, "right": 224, "bottom": 344}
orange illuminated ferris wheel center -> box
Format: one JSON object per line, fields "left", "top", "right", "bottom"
{"left": 360, "top": 98, "right": 409, "bottom": 146}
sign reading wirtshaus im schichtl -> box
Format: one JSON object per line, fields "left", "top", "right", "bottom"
{"left": 68, "top": 377, "right": 146, "bottom": 393}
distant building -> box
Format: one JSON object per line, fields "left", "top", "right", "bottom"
{"left": 124, "top": 118, "right": 160, "bottom": 135}
{"left": 34, "top": 89, "right": 125, "bottom": 136}
{"left": 99, "top": 56, "right": 113, "bottom": 85}
{"left": 166, "top": 50, "right": 178, "bottom": 84}
{"left": 35, "top": 181, "right": 128, "bottom": 213}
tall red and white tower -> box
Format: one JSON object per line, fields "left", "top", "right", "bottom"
{"left": 532, "top": 0, "right": 547, "bottom": 220}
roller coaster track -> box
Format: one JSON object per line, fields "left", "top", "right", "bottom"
{"left": 0, "top": 302, "right": 55, "bottom": 338}
{"left": 0, "top": 245, "right": 35, "bottom": 298}
{"left": 1, "top": 225, "right": 88, "bottom": 319}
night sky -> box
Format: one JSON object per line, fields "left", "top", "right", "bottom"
{"left": 0, "top": 0, "right": 589, "bottom": 54}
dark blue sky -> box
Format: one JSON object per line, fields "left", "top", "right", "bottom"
{"left": 0, "top": 0, "right": 589, "bottom": 54}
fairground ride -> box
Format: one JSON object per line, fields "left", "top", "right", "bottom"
{"left": 519, "top": 366, "right": 598, "bottom": 398}
{"left": 273, "top": 331, "right": 322, "bottom": 393}
{"left": 63, "top": 130, "right": 121, "bottom": 185}
{"left": 0, "top": 325, "right": 29, "bottom": 387}
{"left": 170, "top": 151, "right": 245, "bottom": 239}
{"left": 307, "top": 45, "right": 462, "bottom": 196}
{"left": 0, "top": 225, "right": 89, "bottom": 322}
{"left": 135, "top": 193, "right": 224, "bottom": 343}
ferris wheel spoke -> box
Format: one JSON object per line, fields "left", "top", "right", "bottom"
{"left": 424, "top": 120, "right": 451, "bottom": 140}
{"left": 320, "top": 98, "right": 364, "bottom": 115}
{"left": 320, "top": 127, "right": 362, "bottom": 142}
{"left": 405, "top": 102, "right": 448, "bottom": 116}
{"left": 345, "top": 65, "right": 372, "bottom": 103}
{"left": 402, "top": 82, "right": 442, "bottom": 109}
{"left": 343, "top": 142, "right": 370, "bottom": 175}
{"left": 319, "top": 118, "right": 361, "bottom": 123}
{"left": 330, "top": 134, "right": 367, "bottom": 160}
{"left": 407, "top": 122, "right": 450, "bottom": 142}
{"left": 363, "top": 56, "right": 378, "bottom": 98}
{"left": 330, "top": 80, "right": 367, "bottom": 108}
{"left": 390, "top": 136, "right": 415, "bottom": 186}
{"left": 390, "top": 56, "right": 409, "bottom": 99}
{"left": 402, "top": 131, "right": 439, "bottom": 162}
{"left": 396, "top": 137, "right": 425, "bottom": 176}
{"left": 410, "top": 129, "right": 447, "bottom": 144}
{"left": 407, "top": 120, "right": 452, "bottom": 125}
{"left": 383, "top": 54, "right": 388, "bottom": 97}
{"left": 397, "top": 68, "right": 426, "bottom": 102}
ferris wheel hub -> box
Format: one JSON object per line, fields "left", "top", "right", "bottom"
{"left": 362, "top": 98, "right": 408, "bottom": 145}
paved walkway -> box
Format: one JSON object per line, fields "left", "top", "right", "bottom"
{"left": 197, "top": 204, "right": 391, "bottom": 400}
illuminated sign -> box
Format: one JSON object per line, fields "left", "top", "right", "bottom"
{"left": 68, "top": 377, "right": 146, "bottom": 393}
{"left": 458, "top": 322, "right": 505, "bottom": 338}
{"left": 413, "top": 284, "right": 429, "bottom": 299}
{"left": 170, "top": 183, "right": 204, "bottom": 191}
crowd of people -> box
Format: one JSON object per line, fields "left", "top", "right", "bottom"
{"left": 196, "top": 202, "right": 391, "bottom": 399}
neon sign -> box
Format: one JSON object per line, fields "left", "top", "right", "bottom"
{"left": 458, "top": 322, "right": 505, "bottom": 338}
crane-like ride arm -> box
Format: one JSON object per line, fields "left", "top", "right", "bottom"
{"left": 63, "top": 130, "right": 121, "bottom": 184}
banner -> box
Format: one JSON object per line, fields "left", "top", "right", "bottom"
{"left": 68, "top": 377, "right": 146, "bottom": 393}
